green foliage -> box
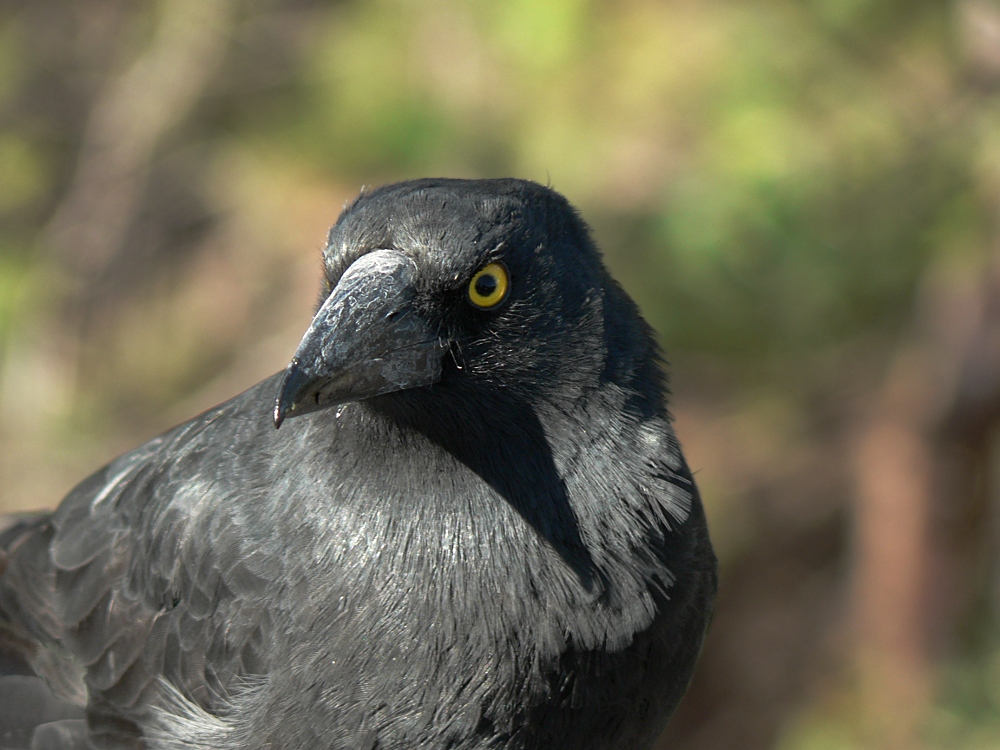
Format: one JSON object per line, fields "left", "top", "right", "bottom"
{"left": 0, "top": 133, "right": 48, "bottom": 213}
{"left": 222, "top": 0, "right": 990, "bottom": 364}
{"left": 0, "top": 250, "right": 32, "bottom": 343}
{"left": 929, "top": 647, "right": 1000, "bottom": 749}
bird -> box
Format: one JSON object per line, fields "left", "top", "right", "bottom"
{"left": 0, "top": 178, "right": 717, "bottom": 750}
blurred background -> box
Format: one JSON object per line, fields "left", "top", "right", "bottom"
{"left": 1, "top": 0, "right": 999, "bottom": 747}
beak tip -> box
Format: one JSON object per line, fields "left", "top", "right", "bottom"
{"left": 273, "top": 357, "right": 301, "bottom": 430}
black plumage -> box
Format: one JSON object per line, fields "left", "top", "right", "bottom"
{"left": 0, "top": 178, "right": 716, "bottom": 750}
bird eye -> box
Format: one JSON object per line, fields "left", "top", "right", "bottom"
{"left": 468, "top": 262, "right": 509, "bottom": 309}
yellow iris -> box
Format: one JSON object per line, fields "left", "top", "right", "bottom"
{"left": 468, "top": 263, "right": 509, "bottom": 308}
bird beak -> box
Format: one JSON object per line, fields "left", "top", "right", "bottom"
{"left": 273, "top": 249, "right": 448, "bottom": 428}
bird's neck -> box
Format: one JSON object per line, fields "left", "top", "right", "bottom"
{"left": 360, "top": 377, "right": 683, "bottom": 573}
{"left": 327, "top": 381, "right": 693, "bottom": 653}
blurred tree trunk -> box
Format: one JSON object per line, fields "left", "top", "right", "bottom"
{"left": 849, "top": 4, "right": 1000, "bottom": 747}
{"left": 43, "top": 0, "right": 236, "bottom": 382}
{"left": 851, "top": 223, "right": 1000, "bottom": 749}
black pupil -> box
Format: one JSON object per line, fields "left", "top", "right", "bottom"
{"left": 475, "top": 274, "right": 498, "bottom": 298}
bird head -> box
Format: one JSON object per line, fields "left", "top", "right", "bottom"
{"left": 273, "top": 178, "right": 658, "bottom": 428}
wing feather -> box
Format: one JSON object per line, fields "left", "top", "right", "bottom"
{"left": 1, "top": 377, "right": 288, "bottom": 742}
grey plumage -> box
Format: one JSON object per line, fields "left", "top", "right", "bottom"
{"left": 0, "top": 178, "right": 716, "bottom": 749}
